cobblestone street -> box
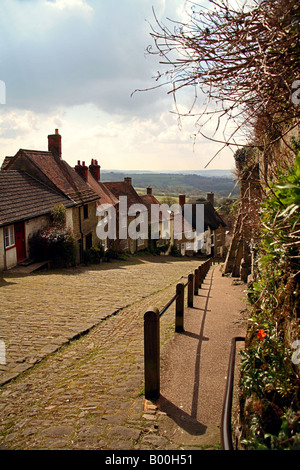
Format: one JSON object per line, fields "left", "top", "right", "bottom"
{"left": 0, "top": 255, "right": 206, "bottom": 450}
{"left": 0, "top": 256, "right": 201, "bottom": 386}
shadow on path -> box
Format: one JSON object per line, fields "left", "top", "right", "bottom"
{"left": 156, "top": 269, "right": 215, "bottom": 433}
{"left": 191, "top": 269, "right": 214, "bottom": 419}
{"left": 156, "top": 395, "right": 207, "bottom": 436}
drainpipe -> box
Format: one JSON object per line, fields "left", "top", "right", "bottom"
{"left": 78, "top": 206, "right": 84, "bottom": 264}
{"left": 2, "top": 228, "right": 7, "bottom": 271}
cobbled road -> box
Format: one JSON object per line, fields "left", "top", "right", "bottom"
{"left": 0, "top": 255, "right": 203, "bottom": 450}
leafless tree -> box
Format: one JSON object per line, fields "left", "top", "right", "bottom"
{"left": 137, "top": 0, "right": 300, "bottom": 168}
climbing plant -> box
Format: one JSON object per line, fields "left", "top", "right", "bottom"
{"left": 239, "top": 154, "right": 300, "bottom": 449}
{"left": 29, "top": 204, "right": 77, "bottom": 268}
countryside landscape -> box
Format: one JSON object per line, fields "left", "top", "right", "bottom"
{"left": 0, "top": 0, "right": 299, "bottom": 457}
{"left": 101, "top": 170, "right": 239, "bottom": 201}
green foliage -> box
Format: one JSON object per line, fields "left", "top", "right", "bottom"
{"left": 157, "top": 239, "right": 171, "bottom": 254}
{"left": 101, "top": 172, "right": 239, "bottom": 198}
{"left": 240, "top": 327, "right": 295, "bottom": 401}
{"left": 29, "top": 227, "right": 77, "bottom": 267}
{"left": 170, "top": 244, "right": 181, "bottom": 257}
{"left": 29, "top": 204, "right": 77, "bottom": 267}
{"left": 50, "top": 204, "right": 67, "bottom": 229}
{"left": 239, "top": 154, "right": 300, "bottom": 450}
{"left": 105, "top": 248, "right": 128, "bottom": 261}
{"left": 84, "top": 243, "right": 105, "bottom": 265}
{"left": 242, "top": 408, "right": 300, "bottom": 450}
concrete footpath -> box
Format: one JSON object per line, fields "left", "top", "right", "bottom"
{"left": 0, "top": 259, "right": 247, "bottom": 451}
{"left": 155, "top": 265, "right": 248, "bottom": 450}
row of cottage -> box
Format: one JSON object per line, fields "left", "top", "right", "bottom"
{"left": 0, "top": 130, "right": 227, "bottom": 271}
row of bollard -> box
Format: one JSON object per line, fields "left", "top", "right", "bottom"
{"left": 144, "top": 258, "right": 212, "bottom": 400}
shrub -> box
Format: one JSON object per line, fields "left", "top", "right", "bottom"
{"left": 105, "top": 248, "right": 127, "bottom": 261}
{"left": 50, "top": 204, "right": 66, "bottom": 229}
{"left": 170, "top": 244, "right": 181, "bottom": 257}
{"left": 29, "top": 227, "right": 77, "bottom": 267}
{"left": 239, "top": 154, "right": 300, "bottom": 449}
{"left": 84, "top": 244, "right": 105, "bottom": 265}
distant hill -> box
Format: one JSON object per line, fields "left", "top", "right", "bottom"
{"left": 100, "top": 171, "right": 239, "bottom": 199}
{"left": 102, "top": 169, "right": 234, "bottom": 178}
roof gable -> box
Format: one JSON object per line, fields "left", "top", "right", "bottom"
{"left": 85, "top": 172, "right": 119, "bottom": 207}
{"left": 5, "top": 149, "right": 99, "bottom": 205}
{"left": 0, "top": 170, "right": 76, "bottom": 227}
{"left": 104, "top": 181, "right": 146, "bottom": 208}
{"left": 186, "top": 201, "right": 227, "bottom": 231}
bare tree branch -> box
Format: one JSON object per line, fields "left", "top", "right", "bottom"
{"left": 138, "top": 0, "right": 300, "bottom": 167}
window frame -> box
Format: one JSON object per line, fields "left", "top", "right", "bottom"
{"left": 4, "top": 225, "right": 15, "bottom": 249}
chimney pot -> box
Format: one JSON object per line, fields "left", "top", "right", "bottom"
{"left": 124, "top": 177, "right": 132, "bottom": 185}
{"left": 179, "top": 195, "right": 186, "bottom": 206}
{"left": 75, "top": 161, "right": 88, "bottom": 182}
{"left": 207, "top": 192, "right": 215, "bottom": 206}
{"left": 89, "top": 159, "right": 101, "bottom": 182}
{"left": 147, "top": 187, "right": 152, "bottom": 195}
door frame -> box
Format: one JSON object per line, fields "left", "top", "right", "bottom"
{"left": 14, "top": 221, "right": 26, "bottom": 263}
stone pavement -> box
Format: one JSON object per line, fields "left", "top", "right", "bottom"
{"left": 0, "top": 256, "right": 201, "bottom": 386}
{"left": 0, "top": 255, "right": 247, "bottom": 451}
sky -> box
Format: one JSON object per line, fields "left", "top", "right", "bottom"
{"left": 0, "top": 0, "right": 239, "bottom": 173}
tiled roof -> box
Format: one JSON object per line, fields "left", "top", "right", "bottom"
{"left": 186, "top": 201, "right": 227, "bottom": 231}
{"left": 203, "top": 201, "right": 227, "bottom": 230}
{"left": 140, "top": 194, "right": 170, "bottom": 222}
{"left": 0, "top": 170, "right": 76, "bottom": 227}
{"left": 86, "top": 172, "right": 119, "bottom": 207}
{"left": 6, "top": 150, "right": 99, "bottom": 205}
{"left": 1, "top": 157, "right": 13, "bottom": 169}
{"left": 140, "top": 193, "right": 161, "bottom": 208}
{"left": 139, "top": 193, "right": 195, "bottom": 236}
{"left": 104, "top": 181, "right": 147, "bottom": 209}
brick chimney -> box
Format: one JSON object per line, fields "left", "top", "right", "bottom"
{"left": 89, "top": 159, "right": 100, "bottom": 182}
{"left": 124, "top": 177, "right": 132, "bottom": 185}
{"left": 179, "top": 194, "right": 186, "bottom": 206}
{"left": 207, "top": 192, "right": 214, "bottom": 206}
{"left": 75, "top": 160, "right": 88, "bottom": 182}
{"left": 147, "top": 187, "right": 152, "bottom": 195}
{"left": 48, "top": 129, "right": 62, "bottom": 158}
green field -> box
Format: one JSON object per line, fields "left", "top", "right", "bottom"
{"left": 100, "top": 171, "right": 239, "bottom": 200}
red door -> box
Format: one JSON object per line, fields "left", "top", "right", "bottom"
{"left": 14, "top": 222, "right": 26, "bottom": 262}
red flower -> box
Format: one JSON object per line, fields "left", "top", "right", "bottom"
{"left": 257, "top": 329, "right": 267, "bottom": 341}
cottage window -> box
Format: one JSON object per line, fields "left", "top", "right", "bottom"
{"left": 4, "top": 225, "right": 15, "bottom": 248}
{"left": 83, "top": 204, "right": 89, "bottom": 220}
{"left": 137, "top": 237, "right": 144, "bottom": 247}
{"left": 85, "top": 233, "right": 93, "bottom": 250}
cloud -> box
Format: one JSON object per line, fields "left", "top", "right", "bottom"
{"left": 0, "top": 1, "right": 237, "bottom": 171}
{"left": 46, "top": 0, "right": 93, "bottom": 14}
{"left": 0, "top": 0, "right": 182, "bottom": 115}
